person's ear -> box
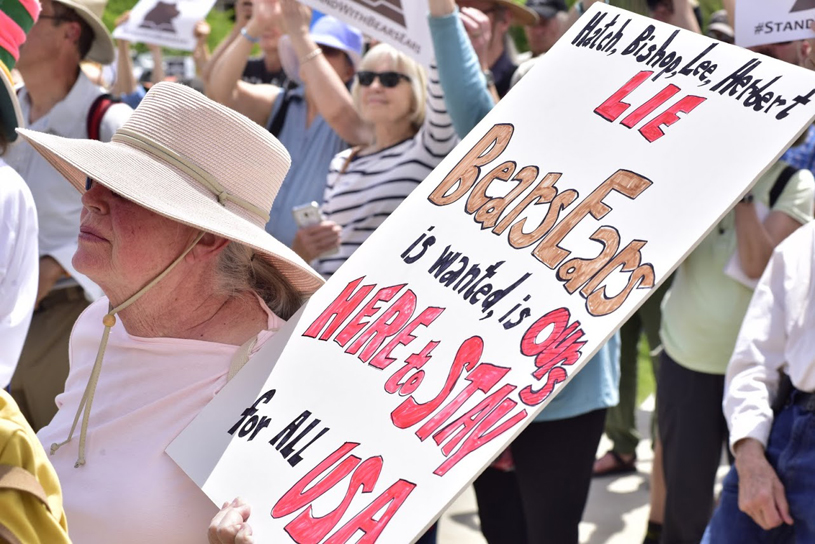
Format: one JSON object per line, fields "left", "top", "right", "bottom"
{"left": 343, "top": 56, "right": 355, "bottom": 84}
{"left": 190, "top": 233, "right": 231, "bottom": 262}
{"left": 64, "top": 20, "right": 82, "bottom": 47}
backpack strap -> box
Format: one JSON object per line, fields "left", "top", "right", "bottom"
{"left": 227, "top": 337, "right": 258, "bottom": 382}
{"left": 0, "top": 465, "right": 51, "bottom": 512}
{"left": 267, "top": 88, "right": 293, "bottom": 138}
{"left": 87, "top": 93, "right": 120, "bottom": 141}
{"left": 769, "top": 164, "right": 798, "bottom": 208}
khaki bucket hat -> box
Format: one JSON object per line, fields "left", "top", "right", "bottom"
{"left": 54, "top": 0, "right": 115, "bottom": 64}
{"left": 17, "top": 81, "right": 324, "bottom": 296}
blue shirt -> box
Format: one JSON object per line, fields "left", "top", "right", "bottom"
{"left": 264, "top": 86, "right": 348, "bottom": 247}
{"left": 429, "top": 10, "right": 620, "bottom": 420}
{"left": 120, "top": 86, "right": 147, "bottom": 109}
{"left": 782, "top": 124, "right": 815, "bottom": 175}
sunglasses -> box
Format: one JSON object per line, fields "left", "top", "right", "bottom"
{"left": 356, "top": 71, "right": 411, "bottom": 88}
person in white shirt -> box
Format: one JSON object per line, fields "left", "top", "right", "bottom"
{"left": 0, "top": 0, "right": 40, "bottom": 388}
{"left": 702, "top": 221, "right": 815, "bottom": 543}
{"left": 6, "top": 0, "right": 132, "bottom": 431}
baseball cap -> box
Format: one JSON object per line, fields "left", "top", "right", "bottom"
{"left": 525, "top": 0, "right": 568, "bottom": 20}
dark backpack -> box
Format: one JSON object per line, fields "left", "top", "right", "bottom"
{"left": 86, "top": 93, "right": 120, "bottom": 141}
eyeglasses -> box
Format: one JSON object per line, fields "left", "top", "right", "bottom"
{"left": 356, "top": 71, "right": 411, "bottom": 88}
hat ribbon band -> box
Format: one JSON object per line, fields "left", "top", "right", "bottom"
{"left": 112, "top": 129, "right": 271, "bottom": 224}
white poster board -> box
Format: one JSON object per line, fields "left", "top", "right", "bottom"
{"left": 735, "top": 0, "right": 815, "bottom": 48}
{"left": 169, "top": 4, "right": 815, "bottom": 542}
{"left": 112, "top": 0, "right": 216, "bottom": 51}
{"left": 300, "top": 0, "right": 433, "bottom": 67}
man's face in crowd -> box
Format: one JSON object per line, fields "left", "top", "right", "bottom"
{"left": 750, "top": 40, "right": 808, "bottom": 67}
{"left": 525, "top": 14, "right": 562, "bottom": 55}
{"left": 647, "top": 0, "right": 673, "bottom": 23}
{"left": 18, "top": 0, "right": 65, "bottom": 71}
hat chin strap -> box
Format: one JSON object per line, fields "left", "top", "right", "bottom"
{"left": 50, "top": 231, "right": 206, "bottom": 468}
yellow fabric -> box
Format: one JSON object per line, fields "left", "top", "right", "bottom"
{"left": 660, "top": 161, "right": 815, "bottom": 375}
{"left": 0, "top": 391, "right": 71, "bottom": 544}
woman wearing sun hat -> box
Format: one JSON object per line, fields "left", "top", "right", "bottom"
{"left": 20, "top": 81, "right": 324, "bottom": 543}
{"left": 0, "top": 0, "right": 40, "bottom": 386}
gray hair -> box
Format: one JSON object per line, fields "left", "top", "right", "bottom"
{"left": 351, "top": 43, "right": 428, "bottom": 131}
{"left": 216, "top": 242, "right": 303, "bottom": 320}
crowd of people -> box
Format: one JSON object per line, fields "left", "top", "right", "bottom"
{"left": 0, "top": 0, "right": 813, "bottom": 543}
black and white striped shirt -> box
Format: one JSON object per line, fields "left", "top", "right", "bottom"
{"left": 316, "top": 65, "right": 458, "bottom": 278}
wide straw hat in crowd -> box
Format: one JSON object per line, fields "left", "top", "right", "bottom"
{"left": 278, "top": 15, "right": 364, "bottom": 85}
{"left": 1, "top": 0, "right": 40, "bottom": 144}
{"left": 483, "top": 0, "right": 540, "bottom": 25}
{"left": 54, "top": 0, "right": 115, "bottom": 64}
{"left": 17, "top": 81, "right": 324, "bottom": 296}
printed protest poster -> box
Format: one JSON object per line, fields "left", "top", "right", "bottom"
{"left": 112, "top": 0, "right": 216, "bottom": 51}
{"left": 168, "top": 4, "right": 815, "bottom": 542}
{"left": 298, "top": 0, "right": 433, "bottom": 67}
{"left": 735, "top": 0, "right": 815, "bottom": 48}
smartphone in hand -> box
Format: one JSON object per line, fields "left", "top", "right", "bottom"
{"left": 292, "top": 201, "right": 339, "bottom": 257}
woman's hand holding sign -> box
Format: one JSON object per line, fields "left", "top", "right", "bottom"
{"left": 208, "top": 498, "right": 254, "bottom": 544}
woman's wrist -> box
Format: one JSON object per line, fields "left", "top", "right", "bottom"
{"left": 243, "top": 19, "right": 263, "bottom": 42}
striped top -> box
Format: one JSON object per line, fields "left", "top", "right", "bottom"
{"left": 315, "top": 64, "right": 458, "bottom": 278}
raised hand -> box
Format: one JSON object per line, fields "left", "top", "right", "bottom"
{"left": 459, "top": 7, "right": 492, "bottom": 70}
{"left": 280, "top": 0, "right": 312, "bottom": 36}
{"left": 235, "top": 0, "right": 254, "bottom": 29}
{"left": 194, "top": 20, "right": 212, "bottom": 42}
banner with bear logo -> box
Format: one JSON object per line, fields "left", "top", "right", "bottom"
{"left": 168, "top": 4, "right": 815, "bottom": 542}
{"left": 113, "top": 0, "right": 217, "bottom": 51}
{"left": 297, "top": 0, "right": 434, "bottom": 67}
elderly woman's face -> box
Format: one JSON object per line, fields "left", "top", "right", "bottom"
{"left": 74, "top": 180, "right": 199, "bottom": 297}
{"left": 358, "top": 59, "right": 414, "bottom": 127}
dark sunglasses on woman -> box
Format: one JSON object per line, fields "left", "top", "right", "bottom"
{"left": 356, "top": 71, "right": 411, "bottom": 88}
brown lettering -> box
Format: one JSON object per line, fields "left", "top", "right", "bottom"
{"left": 428, "top": 124, "right": 514, "bottom": 206}
{"left": 533, "top": 169, "right": 652, "bottom": 268}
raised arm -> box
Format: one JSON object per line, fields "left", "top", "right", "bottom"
{"left": 111, "top": 12, "right": 136, "bottom": 96}
{"left": 148, "top": 44, "right": 165, "bottom": 84}
{"left": 207, "top": 0, "right": 280, "bottom": 126}
{"left": 192, "top": 20, "right": 212, "bottom": 78}
{"left": 279, "top": 0, "right": 370, "bottom": 145}
{"left": 669, "top": 0, "right": 702, "bottom": 34}
{"left": 723, "top": 0, "right": 735, "bottom": 28}
{"left": 202, "top": 0, "right": 252, "bottom": 86}
{"left": 428, "top": 0, "right": 495, "bottom": 137}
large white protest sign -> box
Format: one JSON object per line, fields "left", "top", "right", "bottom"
{"left": 735, "top": 0, "right": 815, "bottom": 48}
{"left": 168, "top": 4, "right": 815, "bottom": 542}
{"left": 299, "top": 0, "right": 433, "bottom": 67}
{"left": 112, "top": 0, "right": 216, "bottom": 51}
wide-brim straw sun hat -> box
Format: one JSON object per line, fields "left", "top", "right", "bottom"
{"left": 1, "top": 0, "right": 40, "bottom": 143}
{"left": 279, "top": 15, "right": 364, "bottom": 85}
{"left": 473, "top": 0, "right": 540, "bottom": 26}
{"left": 17, "top": 81, "right": 324, "bottom": 296}
{"left": 53, "top": 0, "right": 115, "bottom": 65}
